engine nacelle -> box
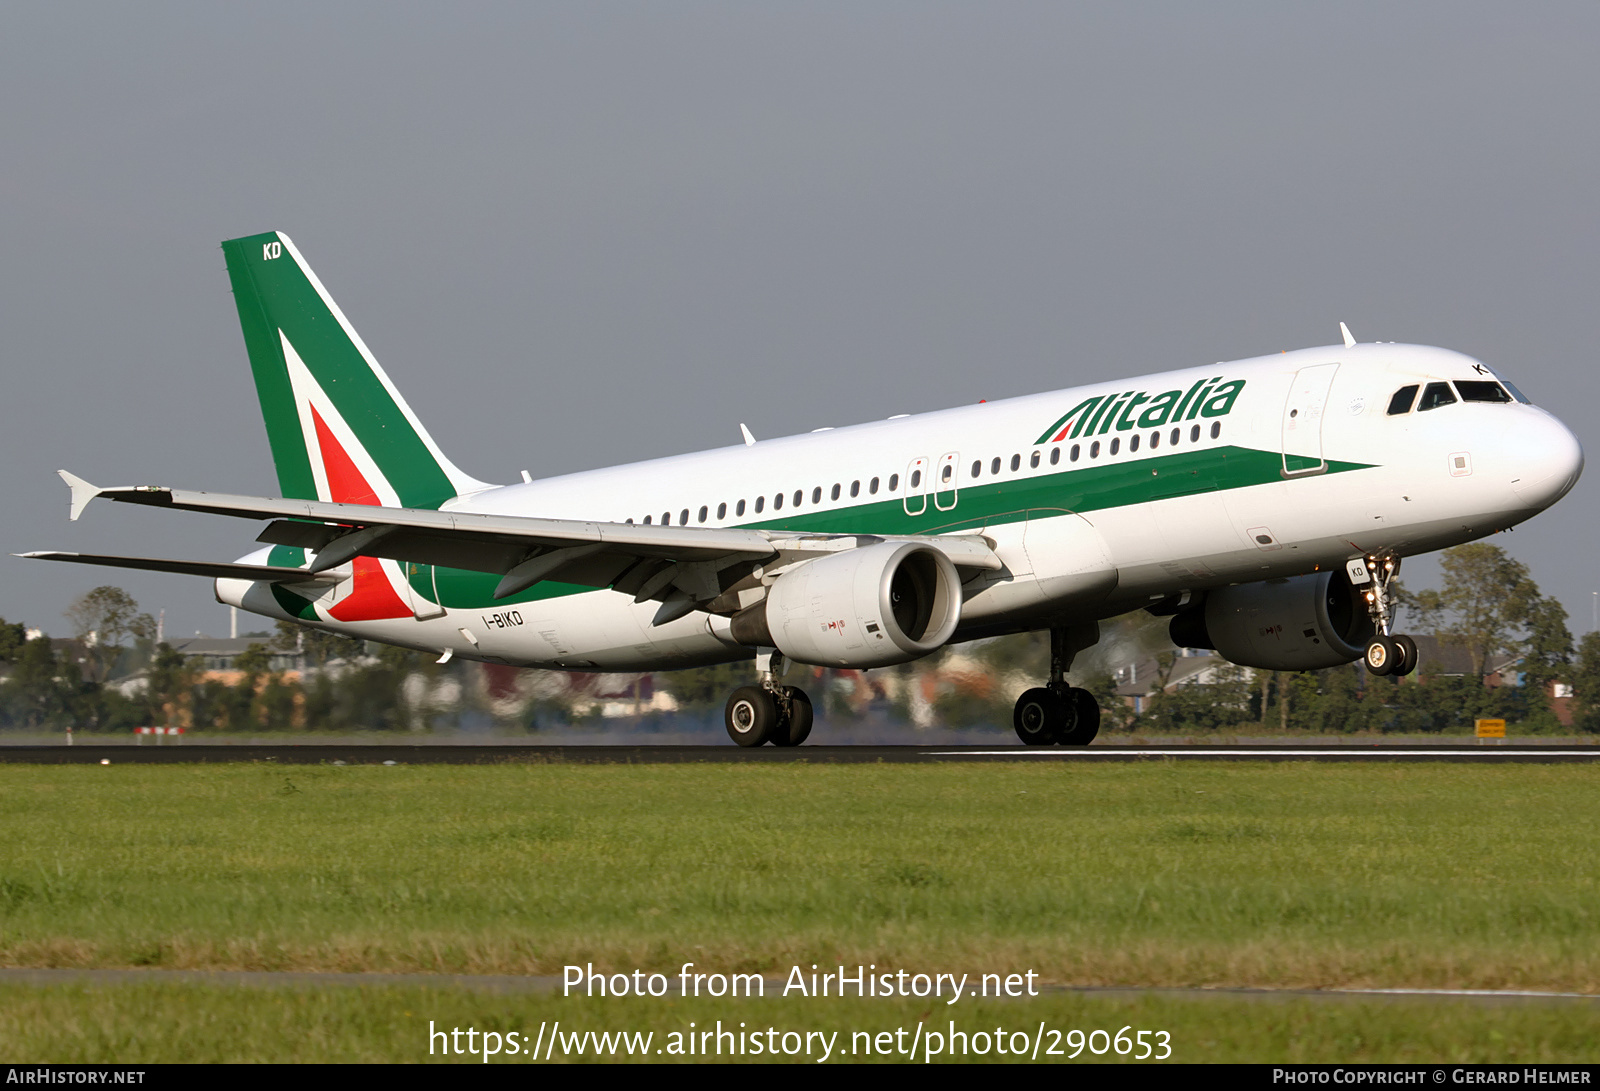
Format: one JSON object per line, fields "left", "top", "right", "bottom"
{"left": 730, "top": 541, "right": 962, "bottom": 667}
{"left": 1171, "top": 570, "right": 1374, "bottom": 672}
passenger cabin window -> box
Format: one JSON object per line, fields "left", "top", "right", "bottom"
{"left": 871, "top": 477, "right": 880, "bottom": 494}
{"left": 1149, "top": 430, "right": 1160, "bottom": 449}
{"left": 831, "top": 484, "right": 841, "bottom": 501}
{"left": 971, "top": 460, "right": 981, "bottom": 478}
{"left": 1050, "top": 447, "right": 1060, "bottom": 465}
{"left": 1210, "top": 422, "right": 1221, "bottom": 439}
{"left": 990, "top": 457, "right": 1001, "bottom": 475}
{"left": 737, "top": 499, "right": 746, "bottom": 516}
{"left": 1090, "top": 440, "right": 1100, "bottom": 458}
{"left": 1030, "top": 451, "right": 1040, "bottom": 468}
{"left": 1387, "top": 385, "right": 1419, "bottom": 414}
{"left": 1069, "top": 444, "right": 1079, "bottom": 462}
{"left": 698, "top": 506, "right": 707, "bottom": 523}
{"left": 643, "top": 515, "right": 652, "bottom": 524}
{"left": 909, "top": 471, "right": 920, "bottom": 489}
{"left": 1110, "top": 438, "right": 1120, "bottom": 455}
{"left": 774, "top": 493, "right": 783, "bottom": 510}
{"left": 661, "top": 512, "right": 671, "bottom": 525}
{"left": 889, "top": 474, "right": 899, "bottom": 492}
{"left": 810, "top": 487, "right": 820, "bottom": 504}
{"left": 1009, "top": 454, "right": 1020, "bottom": 471}
{"left": 1418, "top": 382, "right": 1458, "bottom": 411}
{"left": 1190, "top": 424, "right": 1200, "bottom": 442}
{"left": 754, "top": 496, "right": 764, "bottom": 513}
{"left": 1455, "top": 380, "right": 1512, "bottom": 403}
{"left": 792, "top": 490, "right": 802, "bottom": 507}
{"left": 1129, "top": 434, "right": 1140, "bottom": 452}
{"left": 717, "top": 502, "right": 727, "bottom": 519}
{"left": 1169, "top": 427, "right": 1179, "bottom": 445}
{"left": 850, "top": 481, "right": 860, "bottom": 497}
{"left": 681, "top": 508, "right": 689, "bottom": 525}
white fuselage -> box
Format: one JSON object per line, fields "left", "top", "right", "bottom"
{"left": 219, "top": 342, "right": 1582, "bottom": 671}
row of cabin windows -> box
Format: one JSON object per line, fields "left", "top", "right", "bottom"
{"left": 627, "top": 420, "right": 1225, "bottom": 526}
{"left": 968, "top": 421, "right": 1222, "bottom": 478}
{"left": 1385, "top": 379, "right": 1524, "bottom": 415}
{"left": 633, "top": 475, "right": 898, "bottom": 525}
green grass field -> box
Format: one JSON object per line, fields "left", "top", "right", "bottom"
{"left": 1, "top": 761, "right": 1597, "bottom": 1061}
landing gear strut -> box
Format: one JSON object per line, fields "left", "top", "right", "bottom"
{"left": 724, "top": 649, "right": 814, "bottom": 747}
{"left": 1354, "top": 552, "right": 1417, "bottom": 677}
{"left": 1013, "top": 623, "right": 1101, "bottom": 747}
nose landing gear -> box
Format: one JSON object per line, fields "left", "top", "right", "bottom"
{"left": 724, "top": 649, "right": 814, "bottom": 747}
{"left": 1012, "top": 623, "right": 1102, "bottom": 746}
{"left": 1354, "top": 553, "right": 1418, "bottom": 677}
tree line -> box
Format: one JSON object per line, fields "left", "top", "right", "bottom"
{"left": 0, "top": 587, "right": 444, "bottom": 733}
{"left": 3, "top": 544, "right": 1598, "bottom": 734}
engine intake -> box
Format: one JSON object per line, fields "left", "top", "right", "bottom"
{"left": 1171, "top": 569, "right": 1374, "bottom": 672}
{"left": 730, "top": 541, "right": 962, "bottom": 667}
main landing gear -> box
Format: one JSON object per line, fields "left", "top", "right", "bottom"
{"left": 1353, "top": 552, "right": 1418, "bottom": 677}
{"left": 724, "top": 650, "right": 814, "bottom": 747}
{"left": 1013, "top": 623, "right": 1102, "bottom": 747}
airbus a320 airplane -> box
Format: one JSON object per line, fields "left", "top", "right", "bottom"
{"left": 25, "top": 233, "right": 1584, "bottom": 746}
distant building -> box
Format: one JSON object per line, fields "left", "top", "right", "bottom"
{"left": 161, "top": 635, "right": 307, "bottom": 674}
{"left": 1112, "top": 648, "right": 1226, "bottom": 714}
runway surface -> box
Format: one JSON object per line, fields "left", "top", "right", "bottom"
{"left": 3, "top": 743, "right": 1598, "bottom": 764}
{"left": 0, "top": 967, "right": 1593, "bottom": 1006}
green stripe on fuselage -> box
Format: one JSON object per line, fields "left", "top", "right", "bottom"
{"left": 411, "top": 445, "right": 1375, "bottom": 610}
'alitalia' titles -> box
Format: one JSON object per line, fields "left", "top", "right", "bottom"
{"left": 1034, "top": 377, "right": 1247, "bottom": 445}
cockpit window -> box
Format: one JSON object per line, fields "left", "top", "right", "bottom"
{"left": 1499, "top": 380, "right": 1532, "bottom": 405}
{"left": 1386, "top": 385, "right": 1419, "bottom": 415}
{"left": 1417, "top": 381, "right": 1458, "bottom": 412}
{"left": 1454, "top": 380, "right": 1512, "bottom": 403}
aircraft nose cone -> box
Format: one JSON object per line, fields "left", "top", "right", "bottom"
{"left": 1512, "top": 412, "right": 1583, "bottom": 510}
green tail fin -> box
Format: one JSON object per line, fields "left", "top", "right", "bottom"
{"left": 221, "top": 231, "right": 488, "bottom": 509}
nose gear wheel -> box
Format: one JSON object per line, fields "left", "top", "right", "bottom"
{"left": 1355, "top": 552, "right": 1417, "bottom": 677}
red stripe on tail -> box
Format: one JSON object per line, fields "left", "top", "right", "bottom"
{"left": 310, "top": 405, "right": 412, "bottom": 621}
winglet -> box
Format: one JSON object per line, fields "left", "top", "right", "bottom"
{"left": 58, "top": 471, "right": 101, "bottom": 522}
{"left": 1339, "top": 322, "right": 1356, "bottom": 348}
{"left": 739, "top": 423, "right": 757, "bottom": 447}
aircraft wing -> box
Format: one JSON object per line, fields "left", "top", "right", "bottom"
{"left": 17, "top": 551, "right": 338, "bottom": 584}
{"left": 45, "top": 472, "right": 1001, "bottom": 612}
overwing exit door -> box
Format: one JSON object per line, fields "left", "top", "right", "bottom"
{"left": 934, "top": 452, "right": 960, "bottom": 511}
{"left": 903, "top": 457, "right": 929, "bottom": 516}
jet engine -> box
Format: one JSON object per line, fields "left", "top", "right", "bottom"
{"left": 730, "top": 541, "right": 962, "bottom": 667}
{"left": 1169, "top": 570, "right": 1374, "bottom": 672}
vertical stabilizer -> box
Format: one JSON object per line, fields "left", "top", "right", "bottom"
{"left": 221, "top": 232, "right": 489, "bottom": 509}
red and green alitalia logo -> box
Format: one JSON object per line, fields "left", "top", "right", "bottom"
{"left": 1034, "top": 377, "right": 1246, "bottom": 444}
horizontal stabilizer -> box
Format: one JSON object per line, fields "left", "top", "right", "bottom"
{"left": 16, "top": 552, "right": 335, "bottom": 584}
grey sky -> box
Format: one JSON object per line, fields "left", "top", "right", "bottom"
{"left": 4, "top": 3, "right": 1598, "bottom": 642}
